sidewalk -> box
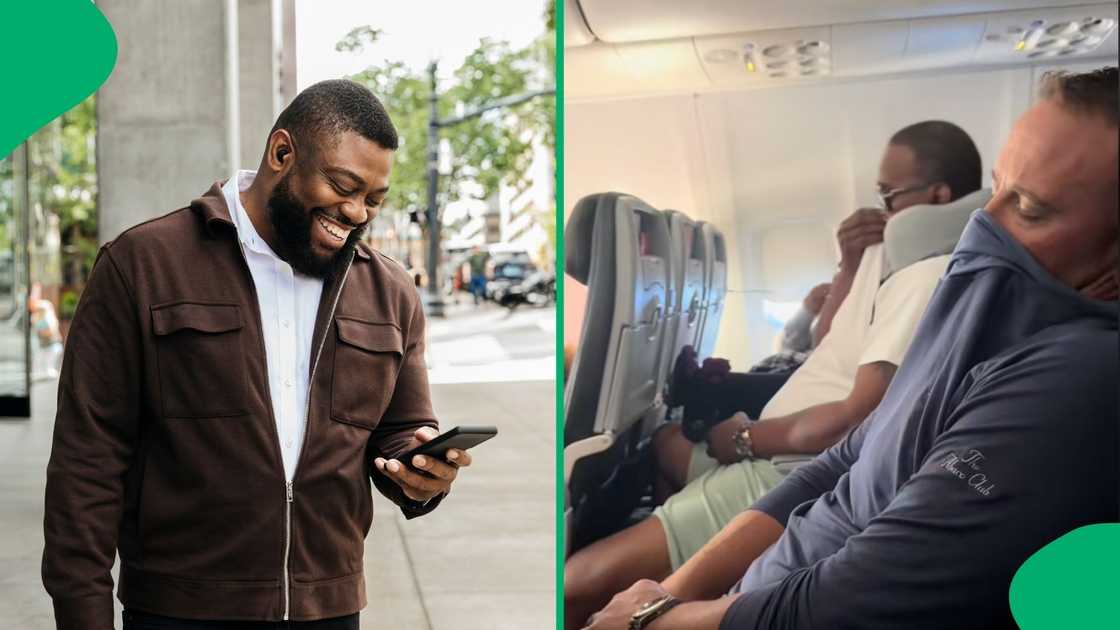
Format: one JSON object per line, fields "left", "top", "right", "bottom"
{"left": 426, "top": 302, "right": 555, "bottom": 385}
{"left": 0, "top": 311, "right": 556, "bottom": 628}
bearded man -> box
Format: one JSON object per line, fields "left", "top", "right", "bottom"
{"left": 43, "top": 80, "right": 473, "bottom": 630}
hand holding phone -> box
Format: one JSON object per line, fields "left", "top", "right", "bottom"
{"left": 398, "top": 425, "right": 497, "bottom": 469}
{"left": 373, "top": 426, "right": 496, "bottom": 504}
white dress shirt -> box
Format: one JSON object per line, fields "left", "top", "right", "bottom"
{"left": 223, "top": 170, "right": 324, "bottom": 482}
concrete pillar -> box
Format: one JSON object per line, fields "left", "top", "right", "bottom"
{"left": 97, "top": 0, "right": 284, "bottom": 244}
{"left": 96, "top": 0, "right": 236, "bottom": 244}
{"left": 279, "top": 0, "right": 299, "bottom": 108}
{"left": 238, "top": 0, "right": 284, "bottom": 169}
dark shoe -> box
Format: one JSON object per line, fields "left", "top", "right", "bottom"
{"left": 665, "top": 345, "right": 699, "bottom": 409}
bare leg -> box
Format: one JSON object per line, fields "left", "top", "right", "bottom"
{"left": 652, "top": 471, "right": 674, "bottom": 505}
{"left": 652, "top": 423, "right": 695, "bottom": 493}
{"left": 564, "top": 517, "right": 672, "bottom": 630}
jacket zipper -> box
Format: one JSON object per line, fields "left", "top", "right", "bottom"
{"left": 282, "top": 253, "right": 354, "bottom": 620}
{"left": 283, "top": 480, "right": 293, "bottom": 618}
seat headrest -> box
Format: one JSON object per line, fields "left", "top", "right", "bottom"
{"left": 883, "top": 188, "right": 992, "bottom": 279}
{"left": 565, "top": 194, "right": 608, "bottom": 285}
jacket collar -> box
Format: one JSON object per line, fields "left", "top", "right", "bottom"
{"left": 190, "top": 180, "right": 371, "bottom": 260}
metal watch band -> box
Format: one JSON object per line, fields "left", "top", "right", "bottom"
{"left": 732, "top": 417, "right": 756, "bottom": 459}
{"left": 629, "top": 594, "right": 682, "bottom": 630}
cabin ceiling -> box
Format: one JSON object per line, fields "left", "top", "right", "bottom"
{"left": 565, "top": 1, "right": 1119, "bottom": 100}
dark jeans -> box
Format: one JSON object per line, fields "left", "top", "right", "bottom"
{"left": 122, "top": 609, "right": 359, "bottom": 630}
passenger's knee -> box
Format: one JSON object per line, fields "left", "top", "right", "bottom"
{"left": 653, "top": 423, "right": 689, "bottom": 485}
{"left": 564, "top": 548, "right": 606, "bottom": 601}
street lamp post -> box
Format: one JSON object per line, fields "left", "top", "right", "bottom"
{"left": 425, "top": 62, "right": 443, "bottom": 316}
{"left": 423, "top": 61, "right": 554, "bottom": 317}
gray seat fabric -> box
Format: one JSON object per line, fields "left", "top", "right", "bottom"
{"left": 657, "top": 210, "right": 706, "bottom": 390}
{"left": 696, "top": 223, "right": 728, "bottom": 359}
{"left": 565, "top": 193, "right": 673, "bottom": 553}
{"left": 564, "top": 192, "right": 671, "bottom": 447}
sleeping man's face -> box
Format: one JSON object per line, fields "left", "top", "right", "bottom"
{"left": 986, "top": 98, "right": 1118, "bottom": 299}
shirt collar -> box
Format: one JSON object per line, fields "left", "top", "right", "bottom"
{"left": 222, "top": 170, "right": 280, "bottom": 259}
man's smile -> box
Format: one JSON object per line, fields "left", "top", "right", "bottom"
{"left": 313, "top": 210, "right": 354, "bottom": 246}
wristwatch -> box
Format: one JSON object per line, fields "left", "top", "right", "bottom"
{"left": 629, "top": 594, "right": 682, "bottom": 630}
{"left": 732, "top": 417, "right": 756, "bottom": 459}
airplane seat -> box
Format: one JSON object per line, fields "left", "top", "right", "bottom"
{"left": 687, "top": 221, "right": 712, "bottom": 353}
{"left": 564, "top": 192, "right": 671, "bottom": 552}
{"left": 631, "top": 210, "right": 688, "bottom": 438}
{"left": 696, "top": 224, "right": 728, "bottom": 359}
{"left": 656, "top": 211, "right": 706, "bottom": 403}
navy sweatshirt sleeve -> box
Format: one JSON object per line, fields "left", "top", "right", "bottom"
{"left": 751, "top": 413, "right": 871, "bottom": 526}
{"left": 721, "top": 330, "right": 1119, "bottom": 630}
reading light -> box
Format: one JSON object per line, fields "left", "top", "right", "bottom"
{"left": 743, "top": 43, "right": 759, "bottom": 72}
{"left": 1017, "top": 20, "right": 1045, "bottom": 51}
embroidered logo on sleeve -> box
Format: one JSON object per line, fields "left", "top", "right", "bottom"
{"left": 939, "top": 449, "right": 997, "bottom": 496}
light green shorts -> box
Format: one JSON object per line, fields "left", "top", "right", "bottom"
{"left": 652, "top": 443, "right": 785, "bottom": 570}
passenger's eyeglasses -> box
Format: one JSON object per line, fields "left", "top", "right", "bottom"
{"left": 877, "top": 183, "right": 936, "bottom": 212}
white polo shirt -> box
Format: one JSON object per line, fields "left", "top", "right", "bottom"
{"left": 222, "top": 170, "right": 324, "bottom": 482}
{"left": 760, "top": 244, "right": 950, "bottom": 419}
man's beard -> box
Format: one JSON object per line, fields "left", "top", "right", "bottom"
{"left": 266, "top": 174, "right": 367, "bottom": 278}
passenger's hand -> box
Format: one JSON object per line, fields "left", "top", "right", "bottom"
{"left": 837, "top": 208, "right": 887, "bottom": 273}
{"left": 704, "top": 413, "right": 748, "bottom": 465}
{"left": 803, "top": 282, "right": 832, "bottom": 314}
{"left": 583, "top": 579, "right": 670, "bottom": 630}
{"left": 373, "top": 427, "right": 473, "bottom": 502}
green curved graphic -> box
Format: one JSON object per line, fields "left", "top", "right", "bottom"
{"left": 1010, "top": 523, "right": 1120, "bottom": 628}
{"left": 0, "top": 1, "right": 117, "bottom": 157}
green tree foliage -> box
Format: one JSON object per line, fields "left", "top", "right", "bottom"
{"left": 335, "top": 26, "right": 384, "bottom": 53}
{"left": 30, "top": 95, "right": 98, "bottom": 288}
{"left": 342, "top": 27, "right": 555, "bottom": 224}
{"left": 349, "top": 59, "right": 430, "bottom": 216}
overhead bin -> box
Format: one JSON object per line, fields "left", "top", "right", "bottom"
{"left": 566, "top": 3, "right": 1118, "bottom": 100}
{"left": 565, "top": 0, "right": 596, "bottom": 47}
{"left": 574, "top": 0, "right": 1101, "bottom": 44}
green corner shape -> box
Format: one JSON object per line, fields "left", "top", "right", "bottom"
{"left": 0, "top": 0, "right": 118, "bottom": 157}
{"left": 1010, "top": 523, "right": 1120, "bottom": 629}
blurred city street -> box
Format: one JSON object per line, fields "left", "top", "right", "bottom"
{"left": 0, "top": 301, "right": 557, "bottom": 629}
{"left": 427, "top": 299, "right": 556, "bottom": 384}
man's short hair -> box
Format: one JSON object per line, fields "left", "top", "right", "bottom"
{"left": 1038, "top": 66, "right": 1118, "bottom": 127}
{"left": 889, "top": 121, "right": 982, "bottom": 201}
{"left": 270, "top": 79, "right": 399, "bottom": 155}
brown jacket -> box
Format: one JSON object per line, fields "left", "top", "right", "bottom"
{"left": 42, "top": 183, "right": 441, "bottom": 628}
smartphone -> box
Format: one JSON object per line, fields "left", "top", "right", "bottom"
{"left": 398, "top": 425, "right": 497, "bottom": 467}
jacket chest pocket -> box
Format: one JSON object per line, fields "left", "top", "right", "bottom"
{"left": 330, "top": 318, "right": 403, "bottom": 429}
{"left": 151, "top": 302, "right": 248, "bottom": 418}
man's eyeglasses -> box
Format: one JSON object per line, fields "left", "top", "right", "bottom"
{"left": 877, "top": 182, "right": 936, "bottom": 212}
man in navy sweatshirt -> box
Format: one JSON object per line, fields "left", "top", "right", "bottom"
{"left": 582, "top": 67, "right": 1119, "bottom": 630}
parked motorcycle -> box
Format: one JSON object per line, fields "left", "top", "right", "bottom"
{"left": 497, "top": 271, "right": 555, "bottom": 310}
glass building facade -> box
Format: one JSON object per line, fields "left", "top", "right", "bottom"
{"left": 0, "top": 98, "right": 96, "bottom": 417}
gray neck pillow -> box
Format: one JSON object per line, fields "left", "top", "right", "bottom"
{"left": 882, "top": 188, "right": 993, "bottom": 280}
